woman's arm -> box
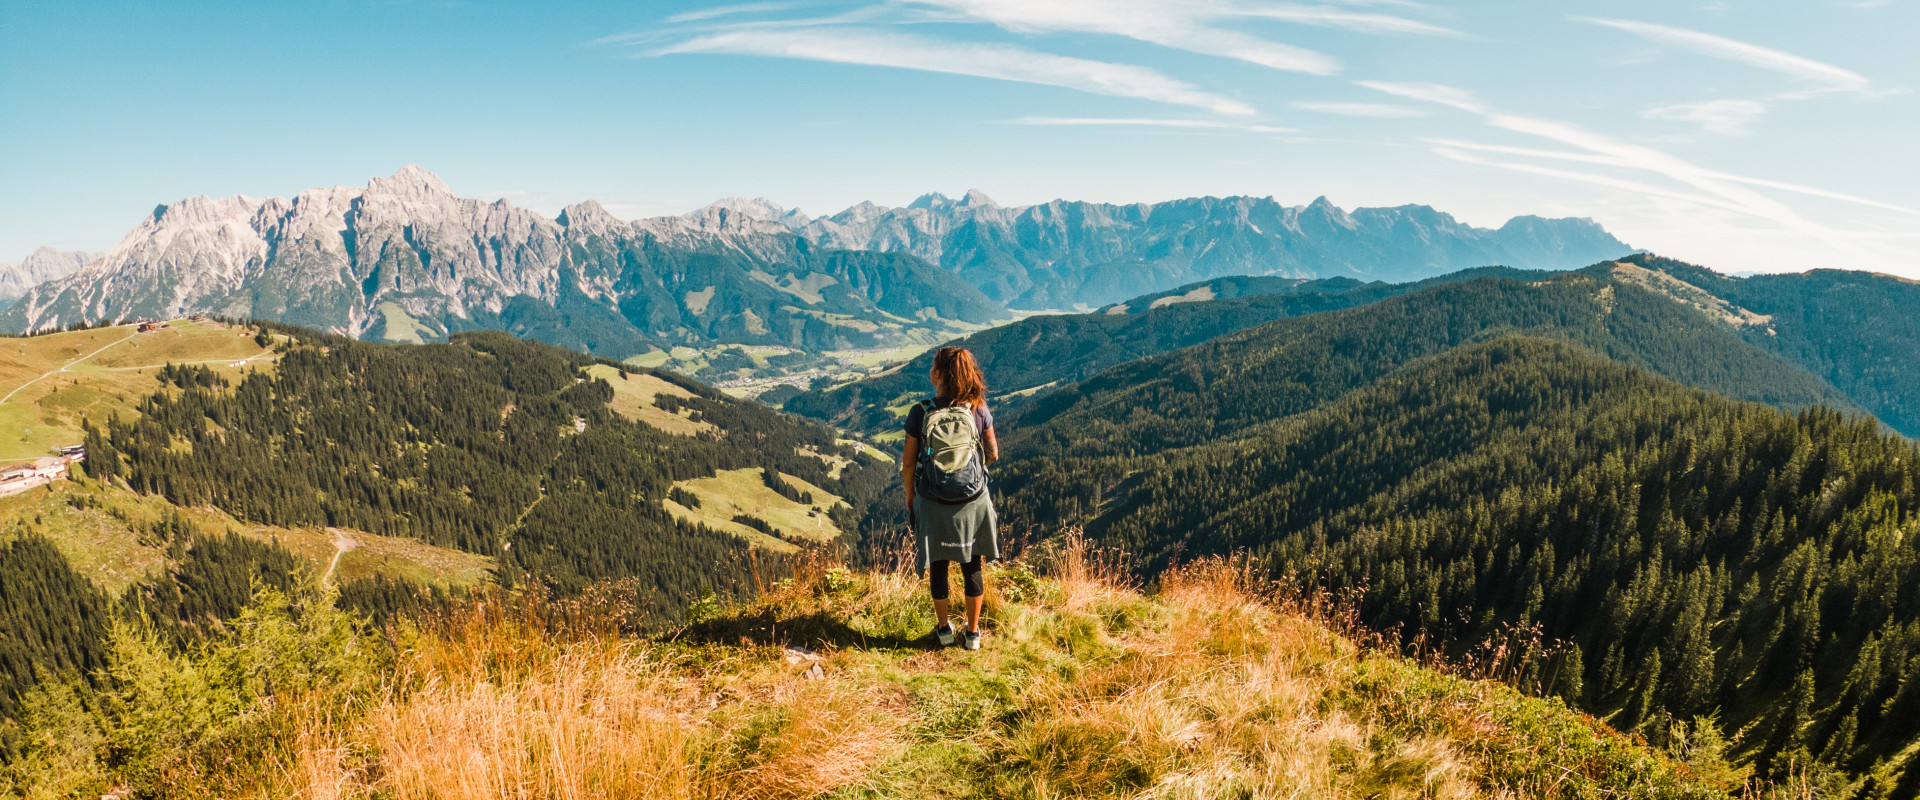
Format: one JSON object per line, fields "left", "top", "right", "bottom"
{"left": 982, "top": 428, "right": 999, "bottom": 465}
{"left": 902, "top": 434, "right": 918, "bottom": 509}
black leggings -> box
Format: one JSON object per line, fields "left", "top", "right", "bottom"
{"left": 929, "top": 555, "right": 985, "bottom": 601}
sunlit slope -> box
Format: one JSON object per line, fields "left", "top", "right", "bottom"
{"left": 582, "top": 363, "right": 717, "bottom": 436}
{"left": 0, "top": 320, "right": 274, "bottom": 460}
{"left": 662, "top": 467, "right": 846, "bottom": 552}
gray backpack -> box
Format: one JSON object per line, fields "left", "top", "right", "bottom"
{"left": 915, "top": 400, "right": 989, "bottom": 504}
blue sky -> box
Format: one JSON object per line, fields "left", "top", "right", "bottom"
{"left": 2, "top": 0, "right": 1916, "bottom": 276}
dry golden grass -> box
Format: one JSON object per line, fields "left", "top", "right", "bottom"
{"left": 13, "top": 534, "right": 1729, "bottom": 800}
{"left": 271, "top": 583, "right": 903, "bottom": 800}
{"left": 364, "top": 649, "right": 701, "bottom": 800}
{"left": 984, "top": 551, "right": 1485, "bottom": 800}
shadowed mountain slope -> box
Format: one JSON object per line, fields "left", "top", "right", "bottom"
{"left": 1629, "top": 254, "right": 1920, "bottom": 438}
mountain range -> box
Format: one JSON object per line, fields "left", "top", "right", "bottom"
{"left": 1, "top": 169, "right": 1633, "bottom": 354}
{"left": 0, "top": 167, "right": 997, "bottom": 356}
{"left": 706, "top": 190, "right": 1635, "bottom": 308}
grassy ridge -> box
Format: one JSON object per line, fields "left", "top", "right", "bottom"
{"left": 0, "top": 539, "right": 1733, "bottom": 799}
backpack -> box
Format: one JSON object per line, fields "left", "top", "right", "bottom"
{"left": 915, "top": 399, "right": 990, "bottom": 504}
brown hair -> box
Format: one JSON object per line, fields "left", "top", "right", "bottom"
{"left": 931, "top": 346, "right": 986, "bottom": 406}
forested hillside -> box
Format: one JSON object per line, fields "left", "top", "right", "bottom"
{"left": 1, "top": 323, "right": 893, "bottom": 720}
{"left": 807, "top": 267, "right": 1853, "bottom": 450}
{"left": 85, "top": 325, "right": 890, "bottom": 595}
{"left": 1633, "top": 254, "right": 1920, "bottom": 438}
{"left": 985, "top": 329, "right": 1920, "bottom": 788}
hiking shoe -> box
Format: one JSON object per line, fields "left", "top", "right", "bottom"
{"left": 935, "top": 623, "right": 957, "bottom": 647}
{"left": 963, "top": 629, "right": 982, "bottom": 651}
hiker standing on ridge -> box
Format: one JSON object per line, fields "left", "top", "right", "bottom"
{"left": 903, "top": 346, "right": 999, "bottom": 651}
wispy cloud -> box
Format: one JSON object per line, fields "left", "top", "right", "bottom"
{"left": 1426, "top": 139, "right": 1920, "bottom": 216}
{"left": 1232, "top": 3, "right": 1459, "bottom": 35}
{"left": 1573, "top": 17, "right": 1876, "bottom": 95}
{"left": 1291, "top": 101, "right": 1426, "bottom": 117}
{"left": 902, "top": 0, "right": 1346, "bottom": 75}
{"left": 1364, "top": 79, "right": 1908, "bottom": 260}
{"left": 658, "top": 27, "right": 1256, "bottom": 114}
{"left": 1354, "top": 81, "right": 1486, "bottom": 112}
{"left": 1013, "top": 116, "right": 1298, "bottom": 132}
{"left": 664, "top": 2, "right": 808, "bottom": 25}
{"left": 1642, "top": 98, "right": 1767, "bottom": 135}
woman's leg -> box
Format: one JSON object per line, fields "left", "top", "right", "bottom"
{"left": 961, "top": 555, "right": 985, "bottom": 633}
{"left": 930, "top": 559, "right": 952, "bottom": 629}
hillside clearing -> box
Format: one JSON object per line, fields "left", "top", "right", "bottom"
{"left": 585, "top": 363, "right": 716, "bottom": 436}
{"left": 664, "top": 467, "right": 843, "bottom": 550}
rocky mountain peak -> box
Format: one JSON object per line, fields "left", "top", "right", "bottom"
{"left": 958, "top": 189, "right": 998, "bottom": 209}
{"left": 365, "top": 164, "right": 455, "bottom": 199}
{"left": 906, "top": 190, "right": 1000, "bottom": 211}
{"left": 0, "top": 247, "right": 102, "bottom": 300}
{"left": 559, "top": 200, "right": 624, "bottom": 234}
{"left": 829, "top": 200, "right": 887, "bottom": 225}
{"left": 906, "top": 192, "right": 950, "bottom": 210}
{"left": 152, "top": 194, "right": 263, "bottom": 227}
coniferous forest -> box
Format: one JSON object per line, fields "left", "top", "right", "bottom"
{"left": 974, "top": 278, "right": 1920, "bottom": 789}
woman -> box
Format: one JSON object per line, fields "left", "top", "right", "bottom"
{"left": 903, "top": 346, "right": 999, "bottom": 651}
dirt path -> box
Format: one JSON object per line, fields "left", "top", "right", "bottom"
{"left": 0, "top": 330, "right": 139, "bottom": 405}
{"left": 323, "top": 528, "right": 359, "bottom": 585}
